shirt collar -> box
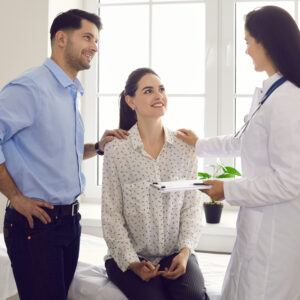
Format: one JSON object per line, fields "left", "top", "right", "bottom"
{"left": 43, "top": 58, "right": 84, "bottom": 96}
{"left": 164, "top": 127, "right": 175, "bottom": 145}
{"left": 262, "top": 72, "right": 282, "bottom": 95}
{"left": 129, "top": 123, "right": 175, "bottom": 150}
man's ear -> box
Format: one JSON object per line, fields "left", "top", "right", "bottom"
{"left": 125, "top": 95, "right": 135, "bottom": 110}
{"left": 54, "top": 30, "right": 68, "bottom": 48}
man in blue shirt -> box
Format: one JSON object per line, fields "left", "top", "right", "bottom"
{"left": 0, "top": 9, "right": 127, "bottom": 300}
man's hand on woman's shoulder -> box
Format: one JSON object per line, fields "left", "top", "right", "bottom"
{"left": 99, "top": 129, "right": 129, "bottom": 152}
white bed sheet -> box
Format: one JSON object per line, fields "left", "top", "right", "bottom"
{"left": 0, "top": 233, "right": 229, "bottom": 300}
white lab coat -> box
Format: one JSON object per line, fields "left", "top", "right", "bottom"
{"left": 196, "top": 74, "right": 300, "bottom": 300}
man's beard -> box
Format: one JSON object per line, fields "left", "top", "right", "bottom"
{"left": 65, "top": 41, "right": 91, "bottom": 72}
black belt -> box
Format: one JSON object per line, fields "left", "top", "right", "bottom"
{"left": 52, "top": 201, "right": 79, "bottom": 217}
{"left": 8, "top": 201, "right": 79, "bottom": 217}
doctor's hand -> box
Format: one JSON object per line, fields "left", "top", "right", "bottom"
{"left": 175, "top": 129, "right": 198, "bottom": 147}
{"left": 99, "top": 129, "right": 129, "bottom": 152}
{"left": 129, "top": 260, "right": 162, "bottom": 282}
{"left": 201, "top": 180, "right": 225, "bottom": 201}
{"left": 10, "top": 194, "right": 54, "bottom": 229}
{"left": 161, "top": 248, "right": 190, "bottom": 280}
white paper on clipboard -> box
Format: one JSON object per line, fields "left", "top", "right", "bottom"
{"left": 150, "top": 179, "right": 211, "bottom": 193}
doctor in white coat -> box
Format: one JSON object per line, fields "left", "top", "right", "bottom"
{"left": 177, "top": 6, "right": 300, "bottom": 300}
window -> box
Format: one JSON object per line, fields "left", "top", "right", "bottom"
{"left": 90, "top": 0, "right": 207, "bottom": 197}
{"left": 82, "top": 0, "right": 300, "bottom": 202}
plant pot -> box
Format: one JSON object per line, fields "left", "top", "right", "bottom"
{"left": 203, "top": 202, "right": 223, "bottom": 224}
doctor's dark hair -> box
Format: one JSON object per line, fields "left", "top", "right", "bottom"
{"left": 50, "top": 9, "right": 102, "bottom": 42}
{"left": 245, "top": 6, "right": 300, "bottom": 87}
{"left": 119, "top": 68, "right": 159, "bottom": 131}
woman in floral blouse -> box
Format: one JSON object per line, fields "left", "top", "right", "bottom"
{"left": 101, "top": 68, "right": 208, "bottom": 300}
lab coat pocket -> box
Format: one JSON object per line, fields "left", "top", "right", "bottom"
{"left": 236, "top": 209, "right": 263, "bottom": 260}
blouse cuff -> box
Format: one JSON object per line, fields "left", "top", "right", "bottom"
{"left": 117, "top": 251, "right": 140, "bottom": 272}
{"left": 178, "top": 241, "right": 195, "bottom": 253}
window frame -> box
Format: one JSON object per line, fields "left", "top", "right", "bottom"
{"left": 81, "top": 0, "right": 299, "bottom": 205}
{"left": 82, "top": 0, "right": 221, "bottom": 202}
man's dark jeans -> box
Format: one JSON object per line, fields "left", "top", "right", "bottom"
{"left": 3, "top": 206, "right": 81, "bottom": 300}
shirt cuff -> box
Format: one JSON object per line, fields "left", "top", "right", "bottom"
{"left": 0, "top": 146, "right": 5, "bottom": 164}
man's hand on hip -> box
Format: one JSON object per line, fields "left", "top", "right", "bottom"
{"left": 10, "top": 195, "right": 54, "bottom": 229}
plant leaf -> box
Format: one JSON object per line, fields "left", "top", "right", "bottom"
{"left": 216, "top": 174, "right": 235, "bottom": 178}
{"left": 198, "top": 172, "right": 211, "bottom": 179}
{"left": 222, "top": 166, "right": 242, "bottom": 176}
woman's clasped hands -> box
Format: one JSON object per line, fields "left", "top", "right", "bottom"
{"left": 129, "top": 248, "right": 190, "bottom": 282}
{"left": 129, "top": 260, "right": 162, "bottom": 282}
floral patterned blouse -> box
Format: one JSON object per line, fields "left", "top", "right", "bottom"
{"left": 101, "top": 124, "right": 202, "bottom": 271}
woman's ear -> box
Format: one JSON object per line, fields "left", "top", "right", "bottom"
{"left": 125, "top": 95, "right": 135, "bottom": 111}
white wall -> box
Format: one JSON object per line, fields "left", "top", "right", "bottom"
{"left": 0, "top": 0, "right": 82, "bottom": 89}
{"left": 0, "top": 0, "right": 49, "bottom": 89}
{"left": 48, "top": 0, "right": 83, "bottom": 56}
{"left": 0, "top": 0, "right": 82, "bottom": 231}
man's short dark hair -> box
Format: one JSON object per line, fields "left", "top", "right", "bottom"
{"left": 50, "top": 9, "right": 102, "bottom": 41}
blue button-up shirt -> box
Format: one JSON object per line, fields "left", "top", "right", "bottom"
{"left": 0, "top": 58, "right": 85, "bottom": 205}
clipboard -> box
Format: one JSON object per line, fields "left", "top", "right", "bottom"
{"left": 150, "top": 179, "right": 211, "bottom": 193}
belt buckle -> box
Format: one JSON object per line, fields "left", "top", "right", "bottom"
{"left": 71, "top": 202, "right": 79, "bottom": 216}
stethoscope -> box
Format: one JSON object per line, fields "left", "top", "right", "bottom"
{"left": 234, "top": 77, "right": 287, "bottom": 139}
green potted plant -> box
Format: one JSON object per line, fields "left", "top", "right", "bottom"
{"left": 198, "top": 160, "right": 241, "bottom": 224}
